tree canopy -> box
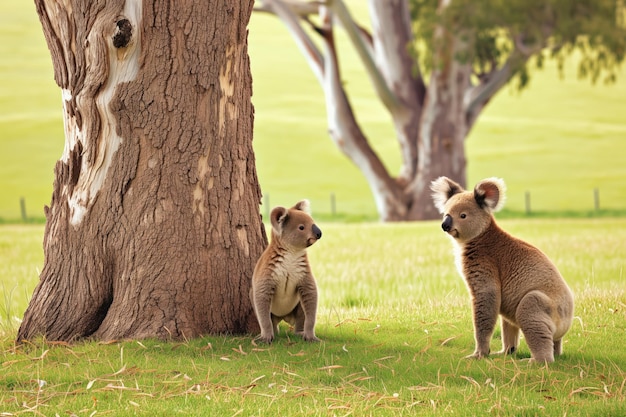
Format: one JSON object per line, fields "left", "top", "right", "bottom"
{"left": 410, "top": 0, "right": 626, "bottom": 88}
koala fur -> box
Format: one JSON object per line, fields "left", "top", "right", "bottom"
{"left": 251, "top": 200, "right": 322, "bottom": 344}
{"left": 431, "top": 177, "right": 574, "bottom": 363}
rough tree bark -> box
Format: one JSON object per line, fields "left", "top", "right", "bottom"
{"left": 254, "top": 0, "right": 536, "bottom": 221}
{"left": 18, "top": 0, "right": 265, "bottom": 342}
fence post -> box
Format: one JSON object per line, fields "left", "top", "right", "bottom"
{"left": 594, "top": 188, "right": 600, "bottom": 211}
{"left": 20, "top": 197, "right": 27, "bottom": 222}
{"left": 525, "top": 191, "right": 531, "bottom": 215}
{"left": 330, "top": 193, "right": 336, "bottom": 217}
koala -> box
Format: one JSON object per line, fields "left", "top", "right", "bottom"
{"left": 431, "top": 176, "right": 574, "bottom": 363}
{"left": 251, "top": 200, "right": 322, "bottom": 344}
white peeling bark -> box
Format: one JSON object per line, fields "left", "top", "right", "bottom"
{"left": 51, "top": 1, "right": 143, "bottom": 226}
{"left": 329, "top": 0, "right": 400, "bottom": 113}
{"left": 317, "top": 7, "right": 406, "bottom": 220}
{"left": 367, "top": 0, "right": 424, "bottom": 183}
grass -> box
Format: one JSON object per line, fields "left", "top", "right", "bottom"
{"left": 1, "top": 2, "right": 626, "bottom": 221}
{"left": 2, "top": 219, "right": 626, "bottom": 415}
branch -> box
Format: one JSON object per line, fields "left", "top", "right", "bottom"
{"left": 255, "top": 1, "right": 404, "bottom": 217}
{"left": 258, "top": 0, "right": 325, "bottom": 84}
{"left": 316, "top": 8, "right": 403, "bottom": 217}
{"left": 254, "top": 0, "right": 323, "bottom": 18}
{"left": 367, "top": 0, "right": 425, "bottom": 105}
{"left": 463, "top": 58, "right": 516, "bottom": 128}
{"left": 464, "top": 32, "right": 547, "bottom": 128}
{"left": 513, "top": 32, "right": 545, "bottom": 57}
{"left": 328, "top": 0, "right": 402, "bottom": 113}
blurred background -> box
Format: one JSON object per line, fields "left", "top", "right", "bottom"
{"left": 1, "top": 1, "right": 625, "bottom": 223}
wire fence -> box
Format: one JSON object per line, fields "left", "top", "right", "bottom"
{"left": 261, "top": 187, "right": 625, "bottom": 221}
{"left": 8, "top": 188, "right": 624, "bottom": 224}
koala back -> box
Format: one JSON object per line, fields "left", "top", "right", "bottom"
{"left": 462, "top": 222, "right": 572, "bottom": 321}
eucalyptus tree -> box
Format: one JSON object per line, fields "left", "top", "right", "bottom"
{"left": 18, "top": 0, "right": 265, "bottom": 341}
{"left": 255, "top": 0, "right": 625, "bottom": 220}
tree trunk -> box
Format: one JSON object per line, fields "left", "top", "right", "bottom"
{"left": 18, "top": 0, "right": 264, "bottom": 342}
{"left": 406, "top": 20, "right": 471, "bottom": 220}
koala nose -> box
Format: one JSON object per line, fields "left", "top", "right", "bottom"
{"left": 441, "top": 215, "right": 452, "bottom": 232}
{"left": 313, "top": 224, "right": 322, "bottom": 240}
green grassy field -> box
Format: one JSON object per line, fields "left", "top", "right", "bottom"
{"left": 1, "top": 2, "right": 625, "bottom": 221}
{"left": 2, "top": 219, "right": 625, "bottom": 415}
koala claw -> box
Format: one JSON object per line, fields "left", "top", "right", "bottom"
{"left": 304, "top": 335, "right": 321, "bottom": 343}
{"left": 297, "top": 331, "right": 320, "bottom": 342}
{"left": 495, "top": 346, "right": 516, "bottom": 355}
{"left": 256, "top": 334, "right": 274, "bottom": 344}
{"left": 527, "top": 357, "right": 553, "bottom": 365}
{"left": 465, "top": 351, "right": 489, "bottom": 360}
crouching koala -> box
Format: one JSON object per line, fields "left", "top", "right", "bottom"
{"left": 251, "top": 200, "right": 322, "bottom": 344}
{"left": 430, "top": 177, "right": 574, "bottom": 363}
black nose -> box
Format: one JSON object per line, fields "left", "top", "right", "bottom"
{"left": 313, "top": 224, "right": 322, "bottom": 240}
{"left": 441, "top": 215, "right": 452, "bottom": 232}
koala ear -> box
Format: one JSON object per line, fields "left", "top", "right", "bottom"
{"left": 474, "top": 177, "right": 506, "bottom": 212}
{"left": 292, "top": 199, "right": 311, "bottom": 214}
{"left": 270, "top": 206, "right": 288, "bottom": 234}
{"left": 430, "top": 176, "right": 464, "bottom": 213}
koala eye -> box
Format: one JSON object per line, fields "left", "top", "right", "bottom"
{"left": 460, "top": 213, "right": 467, "bottom": 219}
{"left": 298, "top": 225, "right": 305, "bottom": 231}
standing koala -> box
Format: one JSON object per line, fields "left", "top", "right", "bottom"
{"left": 251, "top": 200, "right": 322, "bottom": 344}
{"left": 431, "top": 177, "right": 574, "bottom": 363}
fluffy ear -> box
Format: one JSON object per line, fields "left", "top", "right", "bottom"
{"left": 474, "top": 177, "right": 506, "bottom": 212}
{"left": 292, "top": 199, "right": 311, "bottom": 214}
{"left": 270, "top": 206, "right": 288, "bottom": 234}
{"left": 430, "top": 177, "right": 464, "bottom": 214}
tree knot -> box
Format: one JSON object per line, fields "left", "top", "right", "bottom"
{"left": 113, "top": 19, "right": 133, "bottom": 48}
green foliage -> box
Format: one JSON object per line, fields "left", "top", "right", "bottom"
{"left": 409, "top": 0, "right": 626, "bottom": 87}
{"left": 2, "top": 219, "right": 626, "bottom": 415}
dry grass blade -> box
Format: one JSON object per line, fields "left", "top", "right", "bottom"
{"left": 460, "top": 375, "right": 481, "bottom": 388}
{"left": 439, "top": 336, "right": 457, "bottom": 346}
{"left": 232, "top": 345, "right": 247, "bottom": 355}
{"left": 103, "top": 383, "right": 140, "bottom": 391}
{"left": 318, "top": 365, "right": 343, "bottom": 371}
{"left": 31, "top": 349, "right": 49, "bottom": 361}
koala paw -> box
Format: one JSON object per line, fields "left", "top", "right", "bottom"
{"left": 494, "top": 346, "right": 516, "bottom": 355}
{"left": 527, "top": 356, "right": 554, "bottom": 365}
{"left": 255, "top": 333, "right": 274, "bottom": 344}
{"left": 298, "top": 332, "right": 320, "bottom": 343}
{"left": 465, "top": 350, "right": 489, "bottom": 360}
